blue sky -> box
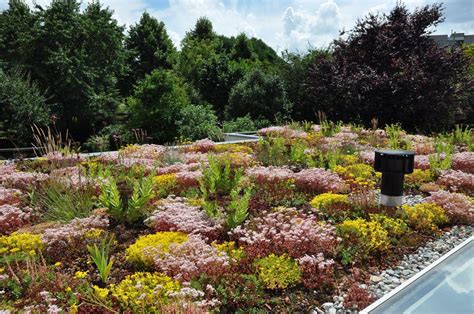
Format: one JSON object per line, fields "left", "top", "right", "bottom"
{"left": 1, "top": 0, "right": 473, "bottom": 52}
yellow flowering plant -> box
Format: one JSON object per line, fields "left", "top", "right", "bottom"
{"left": 369, "top": 214, "right": 409, "bottom": 243}
{"left": 310, "top": 193, "right": 349, "bottom": 210}
{"left": 111, "top": 272, "right": 181, "bottom": 312}
{"left": 401, "top": 203, "right": 448, "bottom": 232}
{"left": 405, "top": 169, "right": 433, "bottom": 188}
{"left": 254, "top": 254, "right": 301, "bottom": 289}
{"left": 152, "top": 173, "right": 177, "bottom": 197}
{"left": 0, "top": 233, "right": 43, "bottom": 257}
{"left": 212, "top": 241, "right": 245, "bottom": 262}
{"left": 125, "top": 232, "right": 188, "bottom": 267}
{"left": 337, "top": 218, "right": 390, "bottom": 264}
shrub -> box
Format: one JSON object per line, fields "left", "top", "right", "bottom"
{"left": 0, "top": 68, "right": 50, "bottom": 146}
{"left": 254, "top": 254, "right": 301, "bottom": 289}
{"left": 425, "top": 190, "right": 474, "bottom": 225}
{"left": 125, "top": 232, "right": 189, "bottom": 268}
{"left": 111, "top": 272, "right": 181, "bottom": 311}
{"left": 226, "top": 68, "right": 291, "bottom": 121}
{"left": 176, "top": 104, "right": 223, "bottom": 141}
{"left": 222, "top": 114, "right": 269, "bottom": 132}
{"left": 128, "top": 69, "right": 190, "bottom": 143}
{"left": 337, "top": 219, "right": 390, "bottom": 263}
{"left": 401, "top": 203, "right": 448, "bottom": 232}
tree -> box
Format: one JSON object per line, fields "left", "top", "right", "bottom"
{"left": 0, "top": 0, "right": 37, "bottom": 69}
{"left": 195, "top": 54, "right": 242, "bottom": 118}
{"left": 307, "top": 3, "right": 470, "bottom": 133}
{"left": 128, "top": 69, "right": 190, "bottom": 143}
{"left": 176, "top": 104, "right": 222, "bottom": 141}
{"left": 227, "top": 68, "right": 291, "bottom": 121}
{"left": 462, "top": 44, "right": 474, "bottom": 125}
{"left": 121, "top": 12, "right": 176, "bottom": 96}
{"left": 231, "top": 33, "right": 253, "bottom": 60}
{"left": 0, "top": 68, "right": 50, "bottom": 147}
{"left": 4, "top": 0, "right": 127, "bottom": 141}
{"left": 281, "top": 49, "right": 327, "bottom": 121}
{"left": 188, "top": 17, "right": 215, "bottom": 41}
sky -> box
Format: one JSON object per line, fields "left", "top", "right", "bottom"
{"left": 1, "top": 0, "right": 473, "bottom": 52}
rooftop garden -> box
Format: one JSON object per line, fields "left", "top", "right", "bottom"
{"left": 0, "top": 122, "right": 473, "bottom": 312}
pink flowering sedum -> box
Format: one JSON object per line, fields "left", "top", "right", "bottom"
{"left": 121, "top": 144, "right": 166, "bottom": 159}
{"left": 188, "top": 139, "right": 216, "bottom": 153}
{"left": 297, "top": 253, "right": 336, "bottom": 289}
{"left": 156, "top": 163, "right": 200, "bottom": 176}
{"left": 425, "top": 190, "right": 474, "bottom": 224}
{"left": 415, "top": 155, "right": 431, "bottom": 170}
{"left": 42, "top": 214, "right": 109, "bottom": 260}
{"left": 1, "top": 171, "right": 49, "bottom": 190}
{"left": 437, "top": 170, "right": 474, "bottom": 194}
{"left": 293, "top": 168, "right": 347, "bottom": 193}
{"left": 452, "top": 152, "right": 474, "bottom": 174}
{"left": 245, "top": 166, "right": 294, "bottom": 185}
{"left": 0, "top": 204, "right": 33, "bottom": 235}
{"left": 153, "top": 235, "right": 229, "bottom": 282}
{"left": 258, "top": 126, "right": 307, "bottom": 139}
{"left": 231, "top": 208, "right": 338, "bottom": 258}
{"left": 175, "top": 170, "right": 202, "bottom": 188}
{"left": 145, "top": 197, "right": 223, "bottom": 241}
{"left": 359, "top": 151, "right": 375, "bottom": 164}
{"left": 0, "top": 187, "right": 22, "bottom": 206}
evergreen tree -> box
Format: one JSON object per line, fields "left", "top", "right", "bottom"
{"left": 27, "top": 0, "right": 126, "bottom": 140}
{"left": 121, "top": 12, "right": 176, "bottom": 95}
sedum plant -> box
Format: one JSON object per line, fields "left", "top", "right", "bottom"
{"left": 111, "top": 272, "right": 181, "bottom": 312}
{"left": 125, "top": 232, "right": 189, "bottom": 268}
{"left": 401, "top": 203, "right": 448, "bottom": 232}
{"left": 254, "top": 254, "right": 301, "bottom": 289}
{"left": 337, "top": 218, "right": 390, "bottom": 264}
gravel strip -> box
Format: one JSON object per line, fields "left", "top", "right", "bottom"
{"left": 315, "top": 225, "right": 473, "bottom": 314}
{"left": 368, "top": 225, "right": 473, "bottom": 299}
